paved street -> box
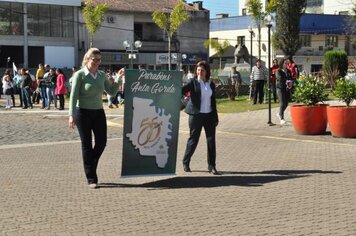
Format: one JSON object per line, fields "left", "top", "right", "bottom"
{"left": 0, "top": 97, "right": 356, "bottom": 235}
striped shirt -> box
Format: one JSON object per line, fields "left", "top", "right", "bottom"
{"left": 250, "top": 65, "right": 267, "bottom": 81}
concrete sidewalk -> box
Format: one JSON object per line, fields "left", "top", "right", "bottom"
{"left": 1, "top": 97, "right": 356, "bottom": 235}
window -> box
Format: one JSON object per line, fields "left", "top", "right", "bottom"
{"left": 62, "top": 6, "right": 73, "bottom": 38}
{"left": 26, "top": 3, "right": 73, "bottom": 38}
{"left": 11, "top": 3, "right": 23, "bottom": 35}
{"left": 39, "top": 5, "right": 50, "bottom": 36}
{"left": 0, "top": 2, "right": 10, "bottom": 35}
{"left": 299, "top": 35, "right": 311, "bottom": 47}
{"left": 325, "top": 35, "right": 338, "bottom": 48}
{"left": 27, "top": 4, "right": 39, "bottom": 36}
{"left": 339, "top": 11, "right": 349, "bottom": 15}
{"left": 134, "top": 23, "right": 143, "bottom": 41}
{"left": 0, "top": 2, "right": 24, "bottom": 35}
{"left": 142, "top": 23, "right": 161, "bottom": 41}
{"left": 242, "top": 8, "right": 247, "bottom": 16}
{"left": 237, "top": 36, "right": 245, "bottom": 46}
{"left": 50, "top": 5, "right": 61, "bottom": 37}
{"left": 306, "top": 0, "right": 323, "bottom": 7}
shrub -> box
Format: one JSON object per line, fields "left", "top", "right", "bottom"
{"left": 294, "top": 74, "right": 328, "bottom": 106}
{"left": 332, "top": 78, "right": 356, "bottom": 107}
{"left": 323, "top": 50, "right": 348, "bottom": 87}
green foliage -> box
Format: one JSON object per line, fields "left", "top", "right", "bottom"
{"left": 204, "top": 39, "right": 229, "bottom": 57}
{"left": 204, "top": 39, "right": 230, "bottom": 70}
{"left": 273, "top": 0, "right": 307, "bottom": 57}
{"left": 332, "top": 78, "right": 356, "bottom": 107}
{"left": 152, "top": 11, "right": 168, "bottom": 31}
{"left": 152, "top": 0, "right": 190, "bottom": 70}
{"left": 294, "top": 75, "right": 328, "bottom": 106}
{"left": 246, "top": 0, "right": 264, "bottom": 23}
{"left": 323, "top": 50, "right": 348, "bottom": 78}
{"left": 152, "top": 0, "right": 190, "bottom": 37}
{"left": 266, "top": 0, "right": 277, "bottom": 13}
{"left": 82, "top": 0, "right": 108, "bottom": 47}
{"left": 246, "top": 0, "right": 264, "bottom": 59}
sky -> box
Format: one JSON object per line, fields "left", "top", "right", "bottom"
{"left": 187, "top": 0, "right": 239, "bottom": 18}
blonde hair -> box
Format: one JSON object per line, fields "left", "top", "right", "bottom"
{"left": 82, "top": 47, "right": 101, "bottom": 68}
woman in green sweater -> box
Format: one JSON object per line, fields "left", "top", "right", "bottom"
{"left": 68, "top": 48, "right": 122, "bottom": 189}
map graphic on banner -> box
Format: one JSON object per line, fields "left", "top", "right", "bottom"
{"left": 121, "top": 69, "right": 182, "bottom": 177}
{"left": 126, "top": 97, "right": 172, "bottom": 168}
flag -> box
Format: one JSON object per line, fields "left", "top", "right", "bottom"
{"left": 12, "top": 62, "right": 17, "bottom": 75}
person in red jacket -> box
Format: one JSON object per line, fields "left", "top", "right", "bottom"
{"left": 55, "top": 68, "right": 66, "bottom": 110}
{"left": 287, "top": 57, "right": 299, "bottom": 80}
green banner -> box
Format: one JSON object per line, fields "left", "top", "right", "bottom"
{"left": 121, "top": 69, "right": 182, "bottom": 177}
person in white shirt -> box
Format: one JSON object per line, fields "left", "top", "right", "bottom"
{"left": 181, "top": 61, "right": 220, "bottom": 175}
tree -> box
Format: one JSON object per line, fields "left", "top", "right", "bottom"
{"left": 273, "top": 0, "right": 307, "bottom": 58}
{"left": 323, "top": 50, "right": 348, "bottom": 88}
{"left": 152, "top": 0, "right": 190, "bottom": 70}
{"left": 204, "top": 39, "right": 230, "bottom": 70}
{"left": 82, "top": 0, "right": 108, "bottom": 48}
{"left": 246, "top": 0, "right": 265, "bottom": 59}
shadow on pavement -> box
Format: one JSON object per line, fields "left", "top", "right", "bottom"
{"left": 99, "top": 169, "right": 341, "bottom": 189}
{"left": 219, "top": 169, "right": 342, "bottom": 176}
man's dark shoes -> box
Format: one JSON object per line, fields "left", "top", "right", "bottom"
{"left": 208, "top": 166, "right": 221, "bottom": 175}
{"left": 183, "top": 164, "right": 191, "bottom": 172}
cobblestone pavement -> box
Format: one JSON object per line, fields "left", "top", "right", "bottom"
{"left": 1, "top": 97, "right": 356, "bottom": 235}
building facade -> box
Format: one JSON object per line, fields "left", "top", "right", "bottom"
{"left": 0, "top": 0, "right": 80, "bottom": 69}
{"left": 0, "top": 0, "right": 209, "bottom": 72}
{"left": 78, "top": 0, "right": 209, "bottom": 72}
{"left": 239, "top": 0, "right": 355, "bottom": 16}
{"left": 210, "top": 2, "right": 356, "bottom": 74}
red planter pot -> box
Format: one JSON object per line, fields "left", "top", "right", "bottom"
{"left": 290, "top": 104, "right": 328, "bottom": 135}
{"left": 327, "top": 106, "right": 356, "bottom": 138}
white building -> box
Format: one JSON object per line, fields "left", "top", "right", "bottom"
{"left": 239, "top": 0, "right": 355, "bottom": 16}
{"left": 209, "top": 1, "right": 356, "bottom": 74}
{"left": 0, "top": 0, "right": 81, "bottom": 69}
{"left": 81, "top": 0, "right": 210, "bottom": 71}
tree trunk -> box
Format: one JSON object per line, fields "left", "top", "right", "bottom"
{"left": 90, "top": 34, "right": 94, "bottom": 48}
{"left": 258, "top": 26, "right": 261, "bottom": 59}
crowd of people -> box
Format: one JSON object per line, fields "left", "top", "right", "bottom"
{"left": 1, "top": 64, "right": 76, "bottom": 110}
{"left": 1, "top": 48, "right": 302, "bottom": 188}
{"left": 248, "top": 56, "right": 299, "bottom": 125}
{"left": 1, "top": 59, "right": 126, "bottom": 112}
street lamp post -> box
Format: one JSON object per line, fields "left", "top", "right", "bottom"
{"left": 123, "top": 40, "right": 142, "bottom": 69}
{"left": 248, "top": 25, "right": 254, "bottom": 101}
{"left": 266, "top": 14, "right": 273, "bottom": 125}
{"left": 6, "top": 57, "right": 10, "bottom": 69}
{"left": 248, "top": 26, "right": 254, "bottom": 73}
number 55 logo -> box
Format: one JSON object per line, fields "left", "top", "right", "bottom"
{"left": 137, "top": 117, "right": 162, "bottom": 146}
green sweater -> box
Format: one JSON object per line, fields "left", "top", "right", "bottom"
{"left": 69, "top": 68, "right": 121, "bottom": 116}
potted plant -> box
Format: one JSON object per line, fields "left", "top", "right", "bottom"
{"left": 290, "top": 74, "right": 329, "bottom": 135}
{"left": 327, "top": 78, "right": 356, "bottom": 138}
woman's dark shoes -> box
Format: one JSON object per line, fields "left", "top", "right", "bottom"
{"left": 183, "top": 164, "right": 191, "bottom": 172}
{"left": 208, "top": 166, "right": 221, "bottom": 175}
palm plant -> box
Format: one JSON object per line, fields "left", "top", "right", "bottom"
{"left": 204, "top": 39, "right": 230, "bottom": 70}
{"left": 82, "top": 0, "right": 108, "bottom": 48}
